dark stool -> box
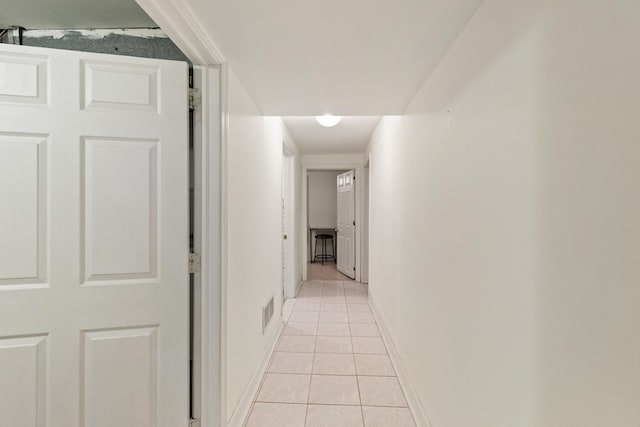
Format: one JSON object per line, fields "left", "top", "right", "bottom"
{"left": 313, "top": 234, "right": 335, "bottom": 265}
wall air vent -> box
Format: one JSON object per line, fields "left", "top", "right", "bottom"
{"left": 262, "top": 296, "right": 275, "bottom": 334}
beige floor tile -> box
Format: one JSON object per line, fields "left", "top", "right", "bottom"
{"left": 268, "top": 352, "right": 314, "bottom": 374}
{"left": 283, "top": 311, "right": 292, "bottom": 322}
{"left": 322, "top": 288, "right": 345, "bottom": 297}
{"left": 277, "top": 335, "right": 316, "bottom": 353}
{"left": 317, "top": 323, "right": 351, "bottom": 337}
{"left": 283, "top": 322, "right": 318, "bottom": 336}
{"left": 295, "top": 295, "right": 322, "bottom": 304}
{"left": 343, "top": 282, "right": 367, "bottom": 291}
{"left": 361, "top": 407, "right": 416, "bottom": 427}
{"left": 344, "top": 290, "right": 368, "bottom": 297}
{"left": 245, "top": 403, "right": 307, "bottom": 427}
{"left": 289, "top": 311, "right": 320, "bottom": 322}
{"left": 322, "top": 283, "right": 344, "bottom": 289}
{"left": 354, "top": 355, "right": 395, "bottom": 376}
{"left": 256, "top": 373, "right": 310, "bottom": 404}
{"left": 315, "top": 336, "right": 353, "bottom": 353}
{"left": 308, "top": 375, "right": 360, "bottom": 405}
{"left": 283, "top": 299, "right": 296, "bottom": 311}
{"left": 358, "top": 376, "right": 407, "bottom": 407}
{"left": 319, "top": 311, "right": 349, "bottom": 323}
{"left": 307, "top": 263, "right": 352, "bottom": 281}
{"left": 349, "top": 323, "right": 380, "bottom": 337}
{"left": 297, "top": 288, "right": 323, "bottom": 297}
{"left": 352, "top": 337, "right": 386, "bottom": 354}
{"left": 302, "top": 280, "right": 323, "bottom": 287}
{"left": 306, "top": 405, "right": 364, "bottom": 427}
{"left": 321, "top": 302, "right": 348, "bottom": 312}
{"left": 346, "top": 295, "right": 369, "bottom": 304}
{"left": 346, "top": 303, "right": 371, "bottom": 313}
{"left": 293, "top": 302, "right": 321, "bottom": 312}
{"left": 321, "top": 296, "right": 346, "bottom": 304}
{"left": 313, "top": 353, "right": 356, "bottom": 375}
{"left": 348, "top": 312, "right": 375, "bottom": 324}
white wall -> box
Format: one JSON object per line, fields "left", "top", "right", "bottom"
{"left": 308, "top": 171, "right": 341, "bottom": 228}
{"left": 224, "top": 69, "right": 286, "bottom": 420}
{"left": 367, "top": 0, "right": 640, "bottom": 426}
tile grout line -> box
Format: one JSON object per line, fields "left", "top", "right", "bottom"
{"left": 351, "top": 329, "right": 366, "bottom": 426}
{"left": 303, "top": 319, "right": 319, "bottom": 427}
{"left": 249, "top": 281, "right": 383, "bottom": 426}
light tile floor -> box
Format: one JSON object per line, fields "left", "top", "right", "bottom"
{"left": 307, "top": 262, "right": 353, "bottom": 281}
{"left": 244, "top": 280, "right": 417, "bottom": 427}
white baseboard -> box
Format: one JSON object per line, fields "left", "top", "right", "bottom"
{"left": 369, "top": 294, "right": 432, "bottom": 427}
{"left": 226, "top": 320, "right": 284, "bottom": 427}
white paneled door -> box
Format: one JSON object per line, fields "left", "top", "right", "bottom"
{"left": 337, "top": 170, "right": 356, "bottom": 279}
{"left": 0, "top": 44, "right": 189, "bottom": 427}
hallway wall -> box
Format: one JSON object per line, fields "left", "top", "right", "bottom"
{"left": 367, "top": 0, "right": 640, "bottom": 426}
{"left": 225, "top": 69, "right": 286, "bottom": 420}
{"left": 308, "top": 170, "right": 341, "bottom": 229}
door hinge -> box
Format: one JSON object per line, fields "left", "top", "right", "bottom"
{"left": 189, "top": 419, "right": 201, "bottom": 427}
{"left": 189, "top": 252, "right": 201, "bottom": 274}
{"left": 354, "top": 266, "right": 356, "bottom": 271}
{"left": 189, "top": 87, "right": 201, "bottom": 110}
{"left": 2, "top": 27, "right": 23, "bottom": 44}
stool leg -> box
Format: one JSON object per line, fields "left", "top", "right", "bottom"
{"left": 331, "top": 238, "right": 335, "bottom": 263}
{"left": 321, "top": 238, "right": 326, "bottom": 265}
{"left": 314, "top": 237, "right": 319, "bottom": 264}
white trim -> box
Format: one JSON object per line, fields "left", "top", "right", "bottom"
{"left": 191, "top": 65, "right": 204, "bottom": 427}
{"left": 361, "top": 158, "right": 370, "bottom": 284}
{"left": 193, "top": 65, "right": 223, "bottom": 427}
{"left": 135, "top": 0, "right": 225, "bottom": 65}
{"left": 282, "top": 154, "right": 296, "bottom": 298}
{"left": 301, "top": 154, "right": 365, "bottom": 282}
{"left": 282, "top": 128, "right": 302, "bottom": 297}
{"left": 219, "top": 63, "right": 230, "bottom": 426}
{"left": 369, "top": 295, "right": 433, "bottom": 427}
{"left": 281, "top": 136, "right": 299, "bottom": 299}
{"left": 227, "top": 321, "right": 284, "bottom": 427}
{"left": 294, "top": 278, "right": 304, "bottom": 298}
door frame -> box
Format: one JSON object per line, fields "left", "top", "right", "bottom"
{"left": 190, "top": 65, "right": 223, "bottom": 427}
{"left": 301, "top": 155, "right": 366, "bottom": 283}
{"left": 111, "top": 1, "right": 227, "bottom": 426}
{"left": 282, "top": 140, "right": 298, "bottom": 299}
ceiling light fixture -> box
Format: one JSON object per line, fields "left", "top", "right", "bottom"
{"left": 316, "top": 115, "right": 341, "bottom": 127}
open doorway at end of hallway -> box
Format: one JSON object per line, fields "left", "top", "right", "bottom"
{"left": 307, "top": 262, "right": 353, "bottom": 281}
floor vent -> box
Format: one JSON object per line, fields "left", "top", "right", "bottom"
{"left": 262, "top": 296, "right": 275, "bottom": 334}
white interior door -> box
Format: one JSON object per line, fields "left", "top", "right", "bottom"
{"left": 337, "top": 170, "right": 356, "bottom": 279}
{"left": 0, "top": 44, "right": 189, "bottom": 427}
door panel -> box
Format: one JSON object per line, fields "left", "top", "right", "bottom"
{"left": 0, "top": 44, "right": 189, "bottom": 427}
{"left": 336, "top": 171, "right": 356, "bottom": 279}
{"left": 0, "top": 335, "right": 47, "bottom": 427}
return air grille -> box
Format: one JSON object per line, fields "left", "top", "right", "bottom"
{"left": 262, "top": 296, "right": 275, "bottom": 334}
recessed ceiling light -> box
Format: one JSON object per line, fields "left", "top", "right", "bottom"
{"left": 316, "top": 115, "right": 341, "bottom": 127}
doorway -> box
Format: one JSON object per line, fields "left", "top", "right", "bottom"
{"left": 281, "top": 141, "right": 298, "bottom": 299}
{"left": 306, "top": 169, "right": 355, "bottom": 281}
